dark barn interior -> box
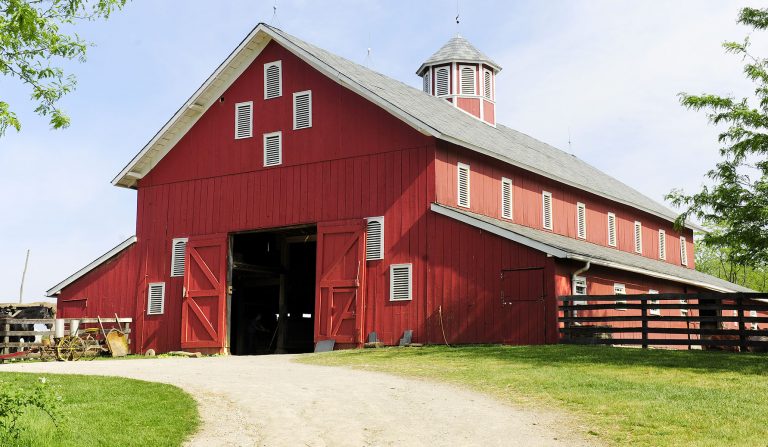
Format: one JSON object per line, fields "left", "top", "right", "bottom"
{"left": 229, "top": 226, "right": 317, "bottom": 355}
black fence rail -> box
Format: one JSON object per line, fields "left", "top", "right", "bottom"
{"left": 558, "top": 292, "right": 768, "bottom": 351}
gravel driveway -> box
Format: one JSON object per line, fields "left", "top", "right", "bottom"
{"left": 2, "top": 355, "right": 596, "bottom": 446}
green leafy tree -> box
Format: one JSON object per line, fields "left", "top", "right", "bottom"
{"left": 0, "top": 0, "right": 127, "bottom": 136}
{"left": 667, "top": 7, "right": 768, "bottom": 276}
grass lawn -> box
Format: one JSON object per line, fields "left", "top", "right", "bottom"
{"left": 0, "top": 372, "right": 199, "bottom": 447}
{"left": 300, "top": 345, "right": 768, "bottom": 446}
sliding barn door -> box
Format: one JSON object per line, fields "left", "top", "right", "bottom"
{"left": 315, "top": 220, "right": 367, "bottom": 345}
{"left": 181, "top": 234, "right": 228, "bottom": 351}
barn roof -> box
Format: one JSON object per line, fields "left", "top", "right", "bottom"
{"left": 416, "top": 34, "right": 502, "bottom": 75}
{"left": 431, "top": 203, "right": 752, "bottom": 293}
{"left": 112, "top": 23, "right": 697, "bottom": 230}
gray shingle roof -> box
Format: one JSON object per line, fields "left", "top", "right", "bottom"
{"left": 416, "top": 35, "right": 502, "bottom": 75}
{"left": 433, "top": 203, "right": 752, "bottom": 292}
{"left": 266, "top": 25, "right": 691, "bottom": 228}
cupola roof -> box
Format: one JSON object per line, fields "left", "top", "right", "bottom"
{"left": 416, "top": 35, "right": 502, "bottom": 76}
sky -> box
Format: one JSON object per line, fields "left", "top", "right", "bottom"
{"left": 0, "top": 0, "right": 764, "bottom": 302}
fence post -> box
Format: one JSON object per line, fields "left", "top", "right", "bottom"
{"left": 737, "top": 297, "right": 747, "bottom": 352}
{"left": 641, "top": 298, "right": 648, "bottom": 349}
{"left": 2, "top": 321, "right": 9, "bottom": 356}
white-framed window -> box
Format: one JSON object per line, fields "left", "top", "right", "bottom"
{"left": 264, "top": 60, "right": 282, "bottom": 99}
{"left": 293, "top": 90, "right": 312, "bottom": 129}
{"left": 435, "top": 66, "right": 450, "bottom": 96}
{"left": 390, "top": 263, "right": 413, "bottom": 301}
{"left": 607, "top": 212, "right": 617, "bottom": 247}
{"left": 576, "top": 202, "right": 587, "bottom": 239}
{"left": 366, "top": 216, "right": 384, "bottom": 261}
{"left": 614, "top": 283, "right": 627, "bottom": 310}
{"left": 648, "top": 289, "right": 660, "bottom": 316}
{"left": 234, "top": 101, "right": 253, "bottom": 139}
{"left": 423, "top": 72, "right": 431, "bottom": 93}
{"left": 147, "top": 282, "right": 165, "bottom": 315}
{"left": 459, "top": 65, "right": 476, "bottom": 95}
{"left": 680, "top": 236, "right": 688, "bottom": 266}
{"left": 263, "top": 131, "right": 282, "bottom": 167}
{"left": 501, "top": 177, "right": 512, "bottom": 219}
{"left": 483, "top": 69, "right": 493, "bottom": 100}
{"left": 457, "top": 162, "right": 470, "bottom": 208}
{"left": 658, "top": 229, "right": 667, "bottom": 260}
{"left": 170, "top": 238, "right": 188, "bottom": 277}
{"left": 750, "top": 310, "right": 759, "bottom": 330}
{"left": 680, "top": 298, "right": 689, "bottom": 316}
{"left": 542, "top": 191, "right": 553, "bottom": 230}
{"left": 634, "top": 221, "right": 643, "bottom": 254}
{"left": 572, "top": 276, "right": 587, "bottom": 306}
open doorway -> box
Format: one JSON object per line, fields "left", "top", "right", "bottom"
{"left": 229, "top": 226, "right": 317, "bottom": 355}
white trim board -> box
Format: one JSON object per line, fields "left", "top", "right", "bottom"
{"left": 46, "top": 236, "right": 137, "bottom": 296}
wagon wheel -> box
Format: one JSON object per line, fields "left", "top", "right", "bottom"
{"left": 56, "top": 336, "right": 86, "bottom": 361}
{"left": 81, "top": 333, "right": 100, "bottom": 360}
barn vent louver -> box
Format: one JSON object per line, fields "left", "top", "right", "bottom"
{"left": 576, "top": 202, "right": 586, "bottom": 239}
{"left": 484, "top": 69, "right": 492, "bottom": 100}
{"left": 435, "top": 67, "right": 450, "bottom": 96}
{"left": 460, "top": 65, "right": 476, "bottom": 95}
{"left": 501, "top": 177, "right": 512, "bottom": 219}
{"left": 263, "top": 131, "right": 282, "bottom": 167}
{"left": 457, "top": 162, "right": 470, "bottom": 208}
{"left": 390, "top": 263, "right": 412, "bottom": 301}
{"left": 147, "top": 282, "right": 165, "bottom": 315}
{"left": 680, "top": 236, "right": 688, "bottom": 266}
{"left": 658, "top": 229, "right": 666, "bottom": 260}
{"left": 423, "top": 72, "right": 431, "bottom": 93}
{"left": 293, "top": 91, "right": 312, "bottom": 129}
{"left": 264, "top": 61, "right": 282, "bottom": 99}
{"left": 542, "top": 191, "right": 553, "bottom": 230}
{"left": 170, "top": 238, "right": 188, "bottom": 277}
{"left": 634, "top": 221, "right": 642, "bottom": 254}
{"left": 234, "top": 101, "right": 253, "bottom": 139}
{"left": 607, "top": 212, "right": 617, "bottom": 247}
{"left": 366, "top": 217, "right": 384, "bottom": 261}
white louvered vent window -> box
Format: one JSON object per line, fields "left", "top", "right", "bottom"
{"left": 573, "top": 276, "right": 587, "bottom": 295}
{"left": 435, "top": 67, "right": 450, "bottom": 96}
{"left": 576, "top": 202, "right": 587, "bottom": 239}
{"left": 423, "top": 73, "right": 431, "bottom": 93}
{"left": 390, "top": 263, "right": 413, "bottom": 301}
{"left": 457, "top": 162, "right": 470, "bottom": 208}
{"left": 658, "top": 229, "right": 667, "bottom": 260}
{"left": 501, "top": 177, "right": 512, "bottom": 219}
{"left": 607, "top": 212, "right": 617, "bottom": 247}
{"left": 234, "top": 101, "right": 253, "bottom": 139}
{"left": 680, "top": 236, "right": 688, "bottom": 266}
{"left": 170, "top": 238, "right": 188, "bottom": 277}
{"left": 634, "top": 221, "right": 642, "bottom": 254}
{"left": 366, "top": 217, "right": 384, "bottom": 261}
{"left": 542, "top": 191, "right": 553, "bottom": 230}
{"left": 264, "top": 61, "right": 282, "bottom": 99}
{"left": 648, "top": 289, "right": 660, "bottom": 316}
{"left": 460, "top": 65, "right": 476, "bottom": 95}
{"left": 263, "top": 131, "right": 282, "bottom": 167}
{"left": 680, "top": 298, "right": 689, "bottom": 316}
{"left": 147, "top": 282, "right": 165, "bottom": 315}
{"left": 614, "top": 283, "right": 627, "bottom": 310}
{"left": 293, "top": 91, "right": 312, "bottom": 129}
{"left": 483, "top": 69, "right": 492, "bottom": 100}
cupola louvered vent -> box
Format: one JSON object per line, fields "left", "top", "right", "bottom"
{"left": 680, "top": 236, "right": 688, "bottom": 266}
{"left": 460, "top": 65, "right": 476, "bottom": 95}
{"left": 147, "top": 282, "right": 165, "bottom": 315}
{"left": 607, "top": 212, "right": 617, "bottom": 247}
{"left": 264, "top": 61, "right": 282, "bottom": 99}
{"left": 423, "top": 73, "right": 431, "bottom": 93}
{"left": 263, "top": 131, "right": 282, "bottom": 167}
{"left": 170, "top": 238, "right": 188, "bottom": 277}
{"left": 234, "top": 101, "right": 253, "bottom": 139}
{"left": 366, "top": 217, "right": 384, "bottom": 261}
{"left": 293, "top": 91, "right": 312, "bottom": 129}
{"left": 483, "top": 70, "right": 492, "bottom": 100}
{"left": 390, "top": 263, "right": 412, "bottom": 301}
{"left": 658, "top": 229, "right": 666, "bottom": 260}
{"left": 634, "top": 221, "right": 642, "bottom": 254}
{"left": 542, "top": 191, "right": 553, "bottom": 230}
{"left": 576, "top": 202, "right": 586, "bottom": 239}
{"left": 501, "top": 177, "right": 512, "bottom": 219}
{"left": 457, "top": 163, "right": 470, "bottom": 208}
{"left": 435, "top": 67, "right": 450, "bottom": 96}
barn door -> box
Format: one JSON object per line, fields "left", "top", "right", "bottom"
{"left": 315, "top": 220, "right": 367, "bottom": 346}
{"left": 500, "top": 267, "right": 546, "bottom": 344}
{"left": 181, "top": 234, "right": 228, "bottom": 351}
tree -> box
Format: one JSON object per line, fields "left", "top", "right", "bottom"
{"left": 0, "top": 0, "right": 126, "bottom": 136}
{"left": 667, "top": 7, "right": 768, "bottom": 275}
{"left": 695, "top": 238, "right": 768, "bottom": 292}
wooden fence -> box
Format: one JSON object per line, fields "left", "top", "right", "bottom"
{"left": 0, "top": 317, "right": 132, "bottom": 356}
{"left": 559, "top": 292, "right": 768, "bottom": 351}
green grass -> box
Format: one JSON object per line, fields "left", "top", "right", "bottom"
{"left": 300, "top": 345, "right": 768, "bottom": 446}
{"left": 0, "top": 372, "right": 199, "bottom": 447}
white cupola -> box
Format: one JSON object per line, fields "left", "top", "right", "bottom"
{"left": 417, "top": 34, "right": 501, "bottom": 126}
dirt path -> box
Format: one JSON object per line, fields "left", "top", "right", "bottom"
{"left": 2, "top": 355, "right": 597, "bottom": 446}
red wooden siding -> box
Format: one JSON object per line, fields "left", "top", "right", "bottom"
{"left": 482, "top": 99, "right": 495, "bottom": 125}
{"left": 456, "top": 97, "right": 481, "bottom": 118}
{"left": 435, "top": 141, "right": 696, "bottom": 268}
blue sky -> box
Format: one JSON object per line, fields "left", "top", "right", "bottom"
{"left": 0, "top": 0, "right": 762, "bottom": 301}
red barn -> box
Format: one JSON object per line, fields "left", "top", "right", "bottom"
{"left": 45, "top": 24, "right": 750, "bottom": 354}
